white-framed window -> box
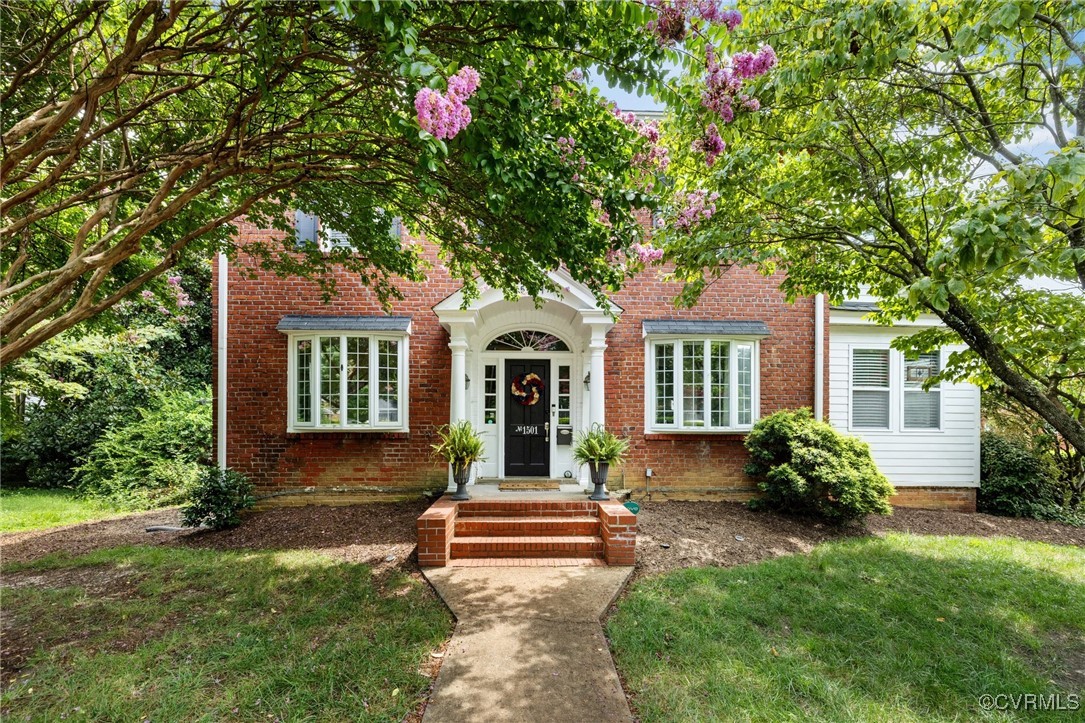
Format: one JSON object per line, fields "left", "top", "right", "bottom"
{"left": 287, "top": 333, "right": 409, "bottom": 432}
{"left": 647, "top": 338, "right": 759, "bottom": 432}
{"left": 851, "top": 348, "right": 891, "bottom": 429}
{"left": 849, "top": 346, "right": 942, "bottom": 432}
{"left": 903, "top": 351, "right": 941, "bottom": 429}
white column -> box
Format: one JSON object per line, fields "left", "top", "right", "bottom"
{"left": 588, "top": 328, "right": 607, "bottom": 428}
{"left": 447, "top": 326, "right": 470, "bottom": 490}
{"left": 449, "top": 336, "right": 469, "bottom": 424}
{"left": 216, "top": 252, "right": 228, "bottom": 469}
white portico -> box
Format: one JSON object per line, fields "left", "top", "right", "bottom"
{"left": 433, "top": 269, "right": 619, "bottom": 485}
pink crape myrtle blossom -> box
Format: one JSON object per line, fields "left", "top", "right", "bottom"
{"left": 732, "top": 45, "right": 777, "bottom": 79}
{"left": 702, "top": 123, "right": 726, "bottom": 166}
{"left": 631, "top": 242, "right": 665, "bottom": 264}
{"left": 673, "top": 189, "right": 721, "bottom": 231}
{"left": 646, "top": 0, "right": 742, "bottom": 45}
{"left": 415, "top": 66, "right": 481, "bottom": 140}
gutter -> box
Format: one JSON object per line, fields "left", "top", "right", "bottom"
{"left": 217, "top": 252, "right": 228, "bottom": 468}
{"left": 814, "top": 293, "right": 825, "bottom": 421}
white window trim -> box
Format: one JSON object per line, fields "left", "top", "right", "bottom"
{"left": 847, "top": 343, "right": 943, "bottom": 434}
{"left": 643, "top": 335, "right": 761, "bottom": 434}
{"left": 901, "top": 349, "right": 943, "bottom": 433}
{"left": 285, "top": 331, "right": 410, "bottom": 433}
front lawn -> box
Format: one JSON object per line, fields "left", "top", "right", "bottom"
{"left": 1, "top": 546, "right": 452, "bottom": 721}
{"left": 609, "top": 534, "right": 1085, "bottom": 722}
{"left": 0, "top": 488, "right": 122, "bottom": 533}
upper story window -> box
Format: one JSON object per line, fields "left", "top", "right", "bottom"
{"left": 850, "top": 346, "right": 941, "bottom": 431}
{"left": 294, "top": 210, "right": 403, "bottom": 253}
{"left": 279, "top": 316, "right": 410, "bottom": 432}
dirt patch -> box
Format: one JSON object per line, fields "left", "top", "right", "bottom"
{"left": 1042, "top": 630, "right": 1085, "bottom": 693}
{"left": 1, "top": 563, "right": 146, "bottom": 676}
{"left": 632, "top": 501, "right": 1085, "bottom": 579}
{"left": 0, "top": 509, "right": 187, "bottom": 566}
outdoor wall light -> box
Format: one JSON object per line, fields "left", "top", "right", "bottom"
{"left": 583, "top": 372, "right": 590, "bottom": 389}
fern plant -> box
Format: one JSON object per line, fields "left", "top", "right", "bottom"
{"left": 572, "top": 424, "right": 630, "bottom": 466}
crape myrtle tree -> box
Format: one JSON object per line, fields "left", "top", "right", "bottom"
{"left": 0, "top": 0, "right": 770, "bottom": 366}
{"left": 657, "top": 0, "right": 1085, "bottom": 455}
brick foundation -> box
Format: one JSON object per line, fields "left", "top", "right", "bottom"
{"left": 890, "top": 486, "right": 977, "bottom": 512}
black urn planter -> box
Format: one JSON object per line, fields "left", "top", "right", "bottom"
{"left": 588, "top": 461, "right": 610, "bottom": 501}
{"left": 450, "top": 463, "right": 471, "bottom": 501}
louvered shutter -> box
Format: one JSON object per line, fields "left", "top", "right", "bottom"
{"left": 294, "top": 210, "right": 318, "bottom": 248}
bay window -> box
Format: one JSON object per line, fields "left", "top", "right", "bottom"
{"left": 649, "top": 338, "right": 758, "bottom": 432}
{"left": 281, "top": 316, "right": 410, "bottom": 432}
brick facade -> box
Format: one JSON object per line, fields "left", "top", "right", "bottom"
{"left": 215, "top": 218, "right": 975, "bottom": 510}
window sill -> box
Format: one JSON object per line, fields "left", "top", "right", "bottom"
{"left": 287, "top": 428, "right": 409, "bottom": 437}
{"left": 645, "top": 430, "right": 751, "bottom": 440}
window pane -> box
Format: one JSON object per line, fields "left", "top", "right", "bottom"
{"left": 853, "top": 390, "right": 890, "bottom": 428}
{"left": 295, "top": 339, "right": 313, "bottom": 424}
{"left": 852, "top": 349, "right": 890, "bottom": 387}
{"left": 904, "top": 352, "right": 940, "bottom": 388}
{"left": 377, "top": 339, "right": 399, "bottom": 423}
{"left": 710, "top": 341, "right": 730, "bottom": 427}
{"left": 484, "top": 364, "right": 497, "bottom": 425}
{"left": 682, "top": 341, "right": 704, "bottom": 426}
{"left": 557, "top": 365, "right": 571, "bottom": 425}
{"left": 655, "top": 343, "right": 675, "bottom": 425}
{"left": 904, "top": 390, "right": 940, "bottom": 428}
{"left": 736, "top": 344, "right": 753, "bottom": 426}
{"left": 319, "top": 337, "right": 341, "bottom": 425}
{"left": 345, "top": 337, "right": 369, "bottom": 425}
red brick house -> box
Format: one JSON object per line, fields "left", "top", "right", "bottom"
{"left": 213, "top": 213, "right": 980, "bottom": 513}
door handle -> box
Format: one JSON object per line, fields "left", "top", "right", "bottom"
{"left": 544, "top": 422, "right": 550, "bottom": 442}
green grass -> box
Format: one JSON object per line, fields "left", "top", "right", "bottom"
{"left": 608, "top": 534, "right": 1085, "bottom": 722}
{"left": 0, "top": 488, "right": 122, "bottom": 533}
{"left": 1, "top": 546, "right": 453, "bottom": 721}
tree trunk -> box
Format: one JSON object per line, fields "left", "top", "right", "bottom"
{"left": 940, "top": 296, "right": 1085, "bottom": 456}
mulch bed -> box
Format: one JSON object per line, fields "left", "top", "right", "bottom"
{"left": 633, "top": 501, "right": 1085, "bottom": 579}
{"left": 4, "top": 498, "right": 1082, "bottom": 581}
{"left": 0, "top": 500, "right": 433, "bottom": 575}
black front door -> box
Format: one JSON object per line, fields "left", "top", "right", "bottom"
{"left": 505, "top": 360, "right": 550, "bottom": 477}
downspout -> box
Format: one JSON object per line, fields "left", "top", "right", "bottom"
{"left": 814, "top": 293, "right": 825, "bottom": 421}
{"left": 217, "top": 252, "right": 228, "bottom": 468}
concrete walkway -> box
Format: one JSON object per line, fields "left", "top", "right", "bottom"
{"left": 422, "top": 566, "right": 635, "bottom": 723}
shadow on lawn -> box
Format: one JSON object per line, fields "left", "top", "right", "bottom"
{"left": 1, "top": 544, "right": 452, "bottom": 721}
{"left": 609, "top": 535, "right": 1085, "bottom": 722}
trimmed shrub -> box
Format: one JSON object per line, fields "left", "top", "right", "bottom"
{"left": 74, "top": 386, "right": 211, "bottom": 509}
{"left": 745, "top": 409, "right": 894, "bottom": 523}
{"left": 979, "top": 432, "right": 1068, "bottom": 521}
{"left": 181, "top": 467, "right": 255, "bottom": 530}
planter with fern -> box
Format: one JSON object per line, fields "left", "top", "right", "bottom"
{"left": 572, "top": 424, "right": 630, "bottom": 501}
{"left": 432, "top": 421, "right": 485, "bottom": 501}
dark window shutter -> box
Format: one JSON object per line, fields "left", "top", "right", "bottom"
{"left": 295, "top": 210, "right": 318, "bottom": 248}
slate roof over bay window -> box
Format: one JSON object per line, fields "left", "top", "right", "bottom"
{"left": 276, "top": 315, "right": 412, "bottom": 333}
{"left": 641, "top": 319, "right": 771, "bottom": 337}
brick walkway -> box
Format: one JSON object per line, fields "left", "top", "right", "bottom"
{"left": 421, "top": 565, "right": 634, "bottom": 723}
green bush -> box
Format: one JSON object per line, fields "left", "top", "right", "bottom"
{"left": 744, "top": 409, "right": 894, "bottom": 524}
{"left": 74, "top": 386, "right": 212, "bottom": 509}
{"left": 978, "top": 432, "right": 1073, "bottom": 521}
{"left": 181, "top": 467, "right": 255, "bottom": 530}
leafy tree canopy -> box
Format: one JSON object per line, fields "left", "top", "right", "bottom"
{"left": 2, "top": 0, "right": 684, "bottom": 363}
{"left": 659, "top": 0, "right": 1085, "bottom": 453}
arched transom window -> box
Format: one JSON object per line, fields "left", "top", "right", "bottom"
{"left": 486, "top": 330, "right": 570, "bottom": 352}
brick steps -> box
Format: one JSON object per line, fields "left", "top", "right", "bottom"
{"left": 455, "top": 515, "right": 599, "bottom": 537}
{"left": 455, "top": 501, "right": 597, "bottom": 518}
{"left": 451, "top": 535, "right": 604, "bottom": 559}
{"left": 417, "top": 498, "right": 637, "bottom": 567}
